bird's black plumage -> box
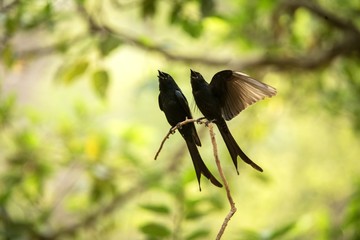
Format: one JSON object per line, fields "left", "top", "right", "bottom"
{"left": 190, "top": 69, "right": 277, "bottom": 173}
{"left": 158, "top": 70, "right": 222, "bottom": 189}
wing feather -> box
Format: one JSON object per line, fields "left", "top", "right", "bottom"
{"left": 211, "top": 70, "right": 277, "bottom": 121}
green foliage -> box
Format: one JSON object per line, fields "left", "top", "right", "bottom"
{"left": 57, "top": 59, "right": 90, "bottom": 84}
{"left": 98, "top": 35, "right": 122, "bottom": 57}
{"left": 140, "top": 222, "right": 171, "bottom": 238}
{"left": 239, "top": 222, "right": 297, "bottom": 240}
{"left": 92, "top": 69, "right": 110, "bottom": 99}
{"left": 1, "top": 0, "right": 360, "bottom": 239}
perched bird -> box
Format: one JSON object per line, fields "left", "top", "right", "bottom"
{"left": 158, "top": 70, "right": 222, "bottom": 189}
{"left": 190, "top": 69, "right": 277, "bottom": 173}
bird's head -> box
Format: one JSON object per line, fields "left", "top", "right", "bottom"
{"left": 158, "top": 70, "right": 175, "bottom": 90}
{"left": 190, "top": 69, "right": 206, "bottom": 90}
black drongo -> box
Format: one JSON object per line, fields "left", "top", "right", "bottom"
{"left": 158, "top": 70, "right": 222, "bottom": 189}
{"left": 190, "top": 69, "right": 277, "bottom": 173}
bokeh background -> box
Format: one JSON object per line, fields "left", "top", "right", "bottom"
{"left": 1, "top": 0, "right": 360, "bottom": 239}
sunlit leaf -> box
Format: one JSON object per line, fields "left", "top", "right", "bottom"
{"left": 140, "top": 222, "right": 171, "bottom": 237}
{"left": 92, "top": 69, "right": 110, "bottom": 98}
{"left": 59, "top": 60, "right": 89, "bottom": 84}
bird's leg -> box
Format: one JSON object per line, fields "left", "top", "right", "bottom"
{"left": 196, "top": 117, "right": 206, "bottom": 124}
{"left": 205, "top": 119, "right": 216, "bottom": 127}
{"left": 169, "top": 126, "right": 177, "bottom": 134}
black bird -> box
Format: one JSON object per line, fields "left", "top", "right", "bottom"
{"left": 190, "top": 69, "right": 277, "bottom": 173}
{"left": 158, "top": 70, "right": 222, "bottom": 189}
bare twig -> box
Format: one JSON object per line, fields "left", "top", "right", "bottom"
{"left": 207, "top": 123, "right": 237, "bottom": 240}
{"left": 154, "top": 117, "right": 206, "bottom": 160}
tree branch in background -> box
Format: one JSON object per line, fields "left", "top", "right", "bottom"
{"left": 9, "top": 1, "right": 360, "bottom": 72}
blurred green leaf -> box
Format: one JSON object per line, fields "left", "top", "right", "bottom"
{"left": 140, "top": 222, "right": 171, "bottom": 238}
{"left": 58, "top": 60, "right": 89, "bottom": 84}
{"left": 99, "top": 35, "right": 122, "bottom": 56}
{"left": 267, "top": 221, "right": 296, "bottom": 239}
{"left": 169, "top": 2, "right": 182, "bottom": 24}
{"left": 92, "top": 69, "right": 110, "bottom": 98}
{"left": 1, "top": 44, "right": 15, "bottom": 68}
{"left": 200, "top": 0, "right": 215, "bottom": 17}
{"left": 141, "top": 0, "right": 157, "bottom": 18}
{"left": 185, "top": 209, "right": 205, "bottom": 220}
{"left": 140, "top": 204, "right": 171, "bottom": 215}
{"left": 181, "top": 19, "right": 203, "bottom": 38}
{"left": 186, "top": 229, "right": 210, "bottom": 240}
{"left": 0, "top": 93, "right": 16, "bottom": 127}
{"left": 5, "top": 16, "right": 19, "bottom": 36}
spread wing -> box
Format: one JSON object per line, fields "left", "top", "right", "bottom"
{"left": 210, "top": 70, "right": 277, "bottom": 121}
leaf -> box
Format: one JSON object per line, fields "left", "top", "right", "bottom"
{"left": 200, "top": 0, "right": 215, "bottom": 17}
{"left": 1, "top": 44, "right": 15, "bottom": 68}
{"left": 92, "top": 69, "right": 110, "bottom": 98}
{"left": 140, "top": 204, "right": 171, "bottom": 215}
{"left": 58, "top": 60, "right": 89, "bottom": 84}
{"left": 181, "top": 19, "right": 203, "bottom": 38}
{"left": 186, "top": 229, "right": 210, "bottom": 240}
{"left": 185, "top": 209, "right": 205, "bottom": 220}
{"left": 140, "top": 222, "right": 171, "bottom": 238}
{"left": 5, "top": 16, "right": 19, "bottom": 36}
{"left": 99, "top": 35, "right": 122, "bottom": 56}
{"left": 169, "top": 2, "right": 183, "bottom": 24}
{"left": 267, "top": 221, "right": 296, "bottom": 239}
{"left": 141, "top": 0, "right": 157, "bottom": 18}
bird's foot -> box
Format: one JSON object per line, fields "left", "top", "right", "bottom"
{"left": 205, "top": 119, "right": 215, "bottom": 127}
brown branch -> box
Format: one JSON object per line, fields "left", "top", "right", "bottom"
{"left": 207, "top": 124, "right": 237, "bottom": 240}
{"left": 233, "top": 33, "right": 360, "bottom": 71}
{"left": 154, "top": 117, "right": 206, "bottom": 160}
{"left": 10, "top": 1, "right": 360, "bottom": 73}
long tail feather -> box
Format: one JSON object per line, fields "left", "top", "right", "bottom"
{"left": 185, "top": 139, "right": 223, "bottom": 189}
{"left": 216, "top": 119, "right": 263, "bottom": 173}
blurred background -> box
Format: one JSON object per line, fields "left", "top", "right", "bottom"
{"left": 1, "top": 0, "right": 360, "bottom": 239}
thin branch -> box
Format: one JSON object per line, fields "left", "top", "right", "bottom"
{"left": 9, "top": 0, "right": 360, "bottom": 73}
{"left": 154, "top": 117, "right": 206, "bottom": 160}
{"left": 208, "top": 124, "right": 237, "bottom": 240}
{"left": 232, "top": 33, "right": 360, "bottom": 71}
